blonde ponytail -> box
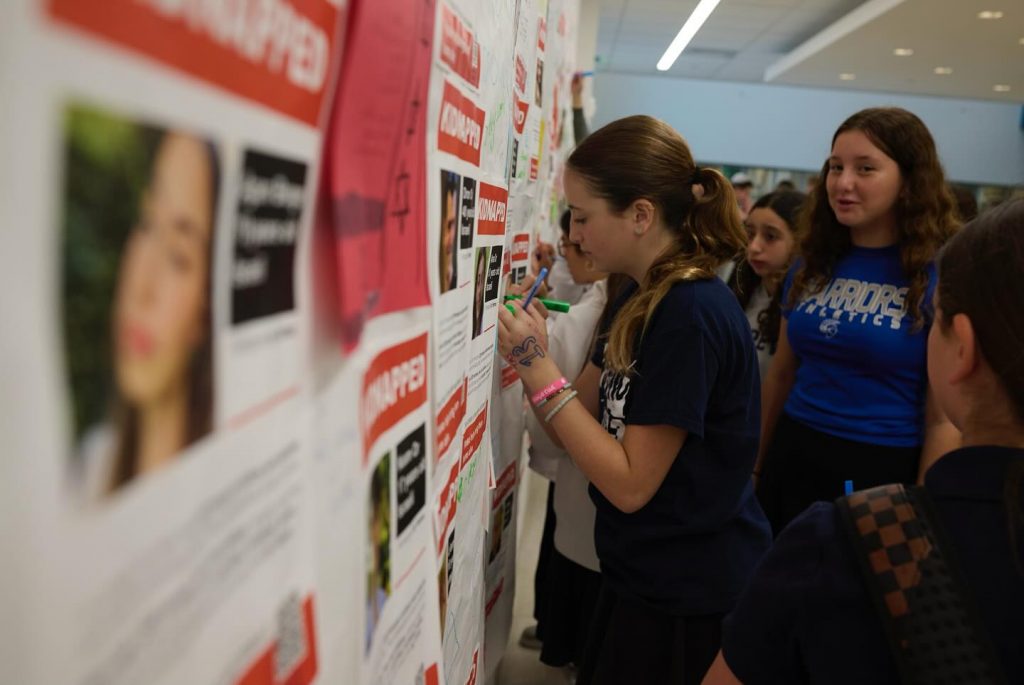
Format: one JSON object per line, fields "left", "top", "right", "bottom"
{"left": 603, "top": 167, "right": 746, "bottom": 374}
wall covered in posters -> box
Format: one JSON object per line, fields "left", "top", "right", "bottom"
{"left": 0, "top": 0, "right": 578, "bottom": 682}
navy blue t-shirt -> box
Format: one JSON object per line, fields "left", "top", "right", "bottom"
{"left": 782, "top": 246, "right": 936, "bottom": 447}
{"left": 721, "top": 446, "right": 1024, "bottom": 683}
{"left": 589, "top": 278, "right": 771, "bottom": 615}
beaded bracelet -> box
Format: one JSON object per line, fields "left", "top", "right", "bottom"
{"left": 535, "top": 382, "right": 572, "bottom": 409}
{"left": 531, "top": 376, "right": 569, "bottom": 407}
{"left": 544, "top": 389, "right": 578, "bottom": 423}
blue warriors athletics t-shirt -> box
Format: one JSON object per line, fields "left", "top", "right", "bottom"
{"left": 782, "top": 245, "right": 936, "bottom": 447}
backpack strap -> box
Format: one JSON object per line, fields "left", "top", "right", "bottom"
{"left": 835, "top": 483, "right": 1007, "bottom": 684}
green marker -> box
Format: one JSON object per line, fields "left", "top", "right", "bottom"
{"left": 503, "top": 294, "right": 571, "bottom": 313}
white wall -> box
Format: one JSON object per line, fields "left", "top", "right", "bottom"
{"left": 593, "top": 72, "right": 1024, "bottom": 187}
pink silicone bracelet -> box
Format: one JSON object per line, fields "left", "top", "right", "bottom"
{"left": 531, "top": 377, "right": 569, "bottom": 406}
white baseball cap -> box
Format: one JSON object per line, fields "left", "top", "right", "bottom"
{"left": 730, "top": 172, "right": 753, "bottom": 187}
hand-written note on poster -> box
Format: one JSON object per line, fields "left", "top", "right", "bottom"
{"left": 324, "top": 0, "right": 436, "bottom": 350}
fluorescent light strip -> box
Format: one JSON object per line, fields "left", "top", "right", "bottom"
{"left": 656, "top": 0, "right": 723, "bottom": 71}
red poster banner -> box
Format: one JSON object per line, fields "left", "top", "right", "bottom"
{"left": 436, "top": 379, "right": 467, "bottom": 462}
{"left": 465, "top": 649, "right": 479, "bottom": 685}
{"left": 476, "top": 183, "right": 508, "bottom": 236}
{"left": 513, "top": 94, "right": 529, "bottom": 135}
{"left": 460, "top": 403, "right": 487, "bottom": 470}
{"left": 492, "top": 461, "right": 516, "bottom": 508}
{"left": 500, "top": 363, "right": 519, "bottom": 389}
{"left": 514, "top": 56, "right": 527, "bottom": 94}
{"left": 362, "top": 334, "right": 429, "bottom": 463}
{"left": 511, "top": 233, "right": 530, "bottom": 262}
{"left": 321, "top": 0, "right": 435, "bottom": 351}
{"left": 48, "top": 0, "right": 339, "bottom": 127}
{"left": 436, "top": 460, "right": 460, "bottom": 555}
{"left": 437, "top": 81, "right": 485, "bottom": 167}
{"left": 236, "top": 596, "right": 319, "bottom": 685}
{"left": 485, "top": 578, "right": 505, "bottom": 617}
{"left": 440, "top": 4, "right": 481, "bottom": 88}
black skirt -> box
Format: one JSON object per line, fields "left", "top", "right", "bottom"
{"left": 758, "top": 412, "right": 920, "bottom": 536}
{"left": 577, "top": 582, "right": 723, "bottom": 685}
{"left": 539, "top": 547, "right": 602, "bottom": 668}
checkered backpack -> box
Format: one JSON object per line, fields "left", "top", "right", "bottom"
{"left": 836, "top": 483, "right": 1008, "bottom": 684}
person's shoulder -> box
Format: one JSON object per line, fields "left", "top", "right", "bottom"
{"left": 652, "top": 279, "right": 710, "bottom": 328}
{"left": 663, "top": 276, "right": 734, "bottom": 309}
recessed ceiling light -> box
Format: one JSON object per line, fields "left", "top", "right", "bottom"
{"left": 934, "top": 67, "right": 953, "bottom": 75}
{"left": 978, "top": 10, "right": 1003, "bottom": 19}
{"left": 839, "top": 73, "right": 856, "bottom": 81}
{"left": 893, "top": 48, "right": 914, "bottom": 56}
{"left": 994, "top": 84, "right": 1011, "bottom": 92}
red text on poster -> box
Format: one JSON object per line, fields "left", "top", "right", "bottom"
{"left": 513, "top": 94, "right": 529, "bottom": 136}
{"left": 436, "top": 460, "right": 460, "bottom": 555}
{"left": 485, "top": 578, "right": 505, "bottom": 617}
{"left": 440, "top": 4, "right": 481, "bottom": 88}
{"left": 48, "top": 0, "right": 338, "bottom": 126}
{"left": 460, "top": 404, "right": 487, "bottom": 470}
{"left": 362, "top": 334, "right": 428, "bottom": 463}
{"left": 436, "top": 379, "right": 467, "bottom": 462}
{"left": 500, "top": 364, "right": 519, "bottom": 389}
{"left": 514, "top": 56, "right": 527, "bottom": 94}
{"left": 465, "top": 649, "right": 479, "bottom": 685}
{"left": 492, "top": 461, "right": 516, "bottom": 508}
{"left": 323, "top": 0, "right": 435, "bottom": 350}
{"left": 511, "top": 233, "right": 530, "bottom": 262}
{"left": 437, "top": 81, "right": 485, "bottom": 167}
{"left": 236, "top": 596, "right": 319, "bottom": 685}
{"left": 476, "top": 183, "right": 508, "bottom": 236}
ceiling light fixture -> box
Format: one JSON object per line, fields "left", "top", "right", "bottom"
{"left": 994, "top": 84, "right": 1011, "bottom": 92}
{"left": 934, "top": 67, "right": 953, "bottom": 75}
{"left": 893, "top": 48, "right": 914, "bottom": 56}
{"left": 839, "top": 73, "right": 857, "bottom": 81}
{"left": 977, "top": 10, "right": 1004, "bottom": 19}
{"left": 656, "top": 0, "right": 723, "bottom": 71}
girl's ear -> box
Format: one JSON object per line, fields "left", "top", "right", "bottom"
{"left": 948, "top": 313, "right": 978, "bottom": 385}
{"left": 631, "top": 199, "right": 655, "bottom": 235}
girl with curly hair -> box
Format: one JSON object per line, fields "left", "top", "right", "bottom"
{"left": 727, "top": 190, "right": 807, "bottom": 381}
{"left": 705, "top": 197, "right": 1024, "bottom": 685}
{"left": 756, "top": 107, "right": 961, "bottom": 535}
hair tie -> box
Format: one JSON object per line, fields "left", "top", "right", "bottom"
{"left": 691, "top": 168, "right": 706, "bottom": 200}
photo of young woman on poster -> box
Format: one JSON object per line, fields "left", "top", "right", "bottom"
{"left": 64, "top": 106, "right": 220, "bottom": 501}
{"left": 366, "top": 454, "right": 391, "bottom": 652}
{"left": 439, "top": 170, "right": 460, "bottom": 294}
{"left": 472, "top": 247, "right": 488, "bottom": 339}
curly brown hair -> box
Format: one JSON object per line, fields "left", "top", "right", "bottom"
{"left": 788, "top": 108, "right": 959, "bottom": 328}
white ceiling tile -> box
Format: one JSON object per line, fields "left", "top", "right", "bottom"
{"left": 596, "top": 0, "right": 1022, "bottom": 103}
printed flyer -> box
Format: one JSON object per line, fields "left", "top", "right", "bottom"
{"left": 325, "top": 0, "right": 436, "bottom": 351}
{"left": 427, "top": 0, "right": 515, "bottom": 682}
{"left": 0, "top": 0, "right": 344, "bottom": 683}
{"left": 0, "top": 0, "right": 581, "bottom": 681}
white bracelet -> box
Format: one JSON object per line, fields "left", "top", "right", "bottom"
{"left": 544, "top": 389, "right": 578, "bottom": 423}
